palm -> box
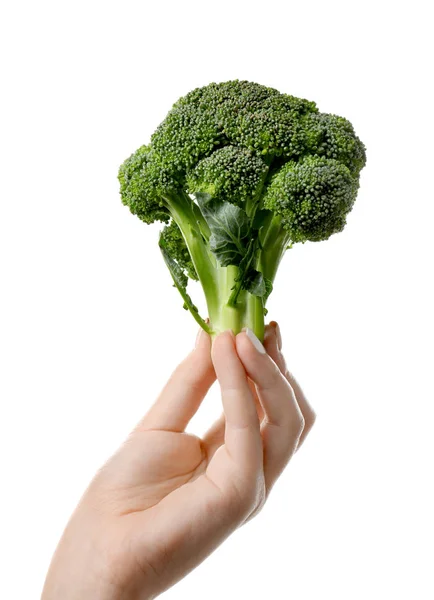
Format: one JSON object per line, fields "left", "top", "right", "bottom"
{"left": 102, "top": 414, "right": 240, "bottom": 516}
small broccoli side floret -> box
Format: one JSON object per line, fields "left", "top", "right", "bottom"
{"left": 118, "top": 145, "right": 172, "bottom": 224}
{"left": 159, "top": 220, "right": 198, "bottom": 281}
{"left": 263, "top": 156, "right": 357, "bottom": 243}
{"left": 118, "top": 80, "right": 366, "bottom": 340}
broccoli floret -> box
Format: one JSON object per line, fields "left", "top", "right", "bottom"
{"left": 118, "top": 80, "right": 366, "bottom": 340}
{"left": 118, "top": 145, "right": 171, "bottom": 224}
{"left": 263, "top": 156, "right": 357, "bottom": 243}
{"left": 301, "top": 113, "right": 367, "bottom": 175}
{"left": 159, "top": 220, "right": 198, "bottom": 281}
{"left": 186, "top": 146, "right": 268, "bottom": 210}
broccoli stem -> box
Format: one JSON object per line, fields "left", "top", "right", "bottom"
{"left": 167, "top": 192, "right": 220, "bottom": 318}
{"left": 258, "top": 213, "right": 291, "bottom": 283}
{"left": 245, "top": 292, "right": 265, "bottom": 341}
{"left": 165, "top": 192, "right": 281, "bottom": 342}
{"left": 206, "top": 264, "right": 265, "bottom": 340}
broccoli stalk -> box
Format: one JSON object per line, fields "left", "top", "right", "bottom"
{"left": 118, "top": 80, "right": 366, "bottom": 341}
{"left": 157, "top": 188, "right": 269, "bottom": 339}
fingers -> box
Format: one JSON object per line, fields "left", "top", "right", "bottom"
{"left": 202, "top": 379, "right": 265, "bottom": 460}
{"left": 235, "top": 328, "right": 305, "bottom": 491}
{"left": 202, "top": 323, "right": 314, "bottom": 466}
{"left": 211, "top": 331, "right": 263, "bottom": 471}
{"left": 139, "top": 329, "right": 216, "bottom": 432}
{"left": 266, "top": 322, "right": 316, "bottom": 448}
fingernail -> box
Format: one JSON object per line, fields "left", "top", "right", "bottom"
{"left": 244, "top": 328, "right": 266, "bottom": 354}
{"left": 270, "top": 321, "right": 282, "bottom": 350}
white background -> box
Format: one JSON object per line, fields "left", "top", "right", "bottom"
{"left": 1, "top": 1, "right": 433, "bottom": 598}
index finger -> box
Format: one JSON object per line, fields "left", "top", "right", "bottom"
{"left": 211, "top": 331, "right": 263, "bottom": 471}
{"left": 235, "top": 329, "right": 305, "bottom": 491}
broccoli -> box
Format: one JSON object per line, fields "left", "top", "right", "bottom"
{"left": 118, "top": 80, "right": 366, "bottom": 341}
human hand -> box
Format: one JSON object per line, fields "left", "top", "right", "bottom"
{"left": 42, "top": 323, "right": 315, "bottom": 599}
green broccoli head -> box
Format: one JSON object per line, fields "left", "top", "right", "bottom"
{"left": 263, "top": 156, "right": 358, "bottom": 242}
{"left": 118, "top": 81, "right": 366, "bottom": 339}
{"left": 118, "top": 80, "right": 365, "bottom": 230}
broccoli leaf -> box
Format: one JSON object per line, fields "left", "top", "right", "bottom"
{"left": 244, "top": 271, "right": 273, "bottom": 301}
{"left": 263, "top": 277, "right": 273, "bottom": 302}
{"left": 196, "top": 193, "right": 250, "bottom": 267}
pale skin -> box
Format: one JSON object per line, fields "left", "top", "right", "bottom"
{"left": 42, "top": 322, "right": 316, "bottom": 599}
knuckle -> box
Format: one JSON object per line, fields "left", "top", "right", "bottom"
{"left": 305, "top": 409, "right": 317, "bottom": 432}
{"left": 292, "top": 411, "right": 305, "bottom": 439}
{"left": 262, "top": 363, "right": 282, "bottom": 390}
{"left": 298, "top": 404, "right": 316, "bottom": 437}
